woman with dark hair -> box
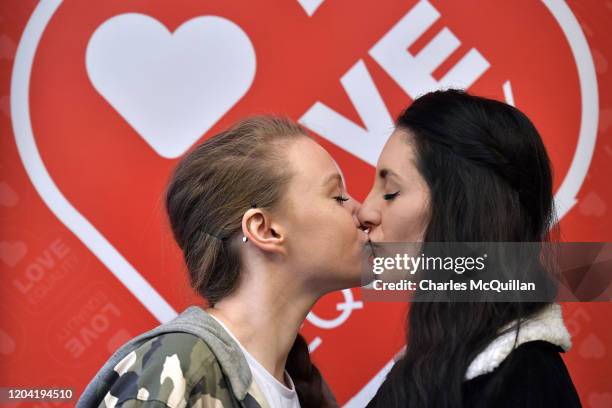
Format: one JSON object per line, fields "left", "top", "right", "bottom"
{"left": 78, "top": 116, "right": 369, "bottom": 408}
{"left": 359, "top": 89, "right": 581, "bottom": 407}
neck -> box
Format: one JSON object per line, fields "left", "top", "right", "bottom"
{"left": 206, "top": 264, "right": 319, "bottom": 385}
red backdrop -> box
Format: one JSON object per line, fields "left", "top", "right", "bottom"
{"left": 1, "top": 0, "right": 611, "bottom": 406}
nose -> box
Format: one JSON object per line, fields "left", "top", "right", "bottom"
{"left": 357, "top": 194, "right": 381, "bottom": 232}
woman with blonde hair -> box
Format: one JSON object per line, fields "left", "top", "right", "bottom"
{"left": 78, "top": 116, "right": 369, "bottom": 408}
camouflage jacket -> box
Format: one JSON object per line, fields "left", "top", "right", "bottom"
{"left": 77, "top": 306, "right": 275, "bottom": 408}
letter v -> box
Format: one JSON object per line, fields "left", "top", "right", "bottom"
{"left": 299, "top": 60, "right": 394, "bottom": 166}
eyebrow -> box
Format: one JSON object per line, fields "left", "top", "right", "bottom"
{"left": 323, "top": 173, "right": 344, "bottom": 188}
{"left": 379, "top": 168, "right": 400, "bottom": 180}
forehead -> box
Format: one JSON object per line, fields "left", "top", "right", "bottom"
{"left": 378, "top": 129, "right": 420, "bottom": 178}
{"left": 285, "top": 137, "right": 340, "bottom": 188}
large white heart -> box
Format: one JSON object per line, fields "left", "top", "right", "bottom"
{"left": 86, "top": 14, "right": 256, "bottom": 158}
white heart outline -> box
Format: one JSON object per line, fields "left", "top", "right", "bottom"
{"left": 10, "top": 0, "right": 599, "bottom": 404}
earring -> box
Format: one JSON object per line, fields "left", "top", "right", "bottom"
{"left": 242, "top": 236, "right": 248, "bottom": 243}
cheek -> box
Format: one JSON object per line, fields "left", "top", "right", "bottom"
{"left": 324, "top": 209, "right": 357, "bottom": 245}
{"left": 385, "top": 201, "right": 429, "bottom": 242}
{"left": 291, "top": 204, "right": 342, "bottom": 244}
{"left": 316, "top": 209, "right": 361, "bottom": 260}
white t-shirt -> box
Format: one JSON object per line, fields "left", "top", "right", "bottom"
{"left": 210, "top": 315, "right": 301, "bottom": 408}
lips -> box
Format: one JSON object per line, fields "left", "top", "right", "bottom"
{"left": 366, "top": 238, "right": 379, "bottom": 259}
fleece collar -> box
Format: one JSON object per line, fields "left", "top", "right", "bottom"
{"left": 465, "top": 303, "right": 572, "bottom": 380}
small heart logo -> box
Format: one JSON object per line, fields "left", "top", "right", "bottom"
{"left": 0, "top": 328, "right": 16, "bottom": 356}
{"left": 0, "top": 240, "right": 27, "bottom": 267}
{"left": 0, "top": 181, "right": 19, "bottom": 207}
{"left": 579, "top": 191, "right": 606, "bottom": 217}
{"left": 86, "top": 14, "right": 256, "bottom": 159}
{"left": 579, "top": 333, "right": 606, "bottom": 359}
{"left": 589, "top": 392, "right": 612, "bottom": 408}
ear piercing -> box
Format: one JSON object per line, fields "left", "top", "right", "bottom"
{"left": 242, "top": 204, "right": 256, "bottom": 243}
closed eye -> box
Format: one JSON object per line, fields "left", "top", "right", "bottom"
{"left": 383, "top": 191, "right": 400, "bottom": 201}
{"left": 333, "top": 195, "right": 349, "bottom": 203}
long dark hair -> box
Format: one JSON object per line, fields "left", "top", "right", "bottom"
{"left": 165, "top": 116, "right": 331, "bottom": 408}
{"left": 368, "top": 89, "right": 558, "bottom": 407}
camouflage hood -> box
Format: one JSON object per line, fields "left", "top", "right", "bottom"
{"left": 77, "top": 305, "right": 254, "bottom": 407}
